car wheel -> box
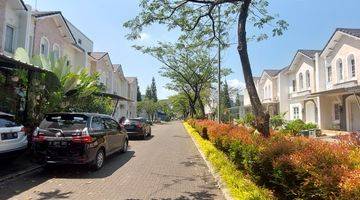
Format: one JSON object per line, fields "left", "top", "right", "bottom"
{"left": 121, "top": 140, "right": 128, "bottom": 153}
{"left": 92, "top": 149, "right": 105, "bottom": 170}
{"left": 143, "top": 132, "right": 147, "bottom": 140}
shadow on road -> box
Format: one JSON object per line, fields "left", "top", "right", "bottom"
{"left": 126, "top": 190, "right": 217, "bottom": 200}
{"left": 129, "top": 135, "right": 155, "bottom": 141}
{"left": 0, "top": 151, "right": 135, "bottom": 200}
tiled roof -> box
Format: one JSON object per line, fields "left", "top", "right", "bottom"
{"left": 126, "top": 77, "right": 137, "bottom": 83}
{"left": 264, "top": 69, "right": 281, "bottom": 77}
{"left": 337, "top": 28, "right": 360, "bottom": 38}
{"left": 88, "top": 52, "right": 108, "bottom": 60}
{"left": 32, "top": 11, "right": 61, "bottom": 18}
{"left": 298, "top": 49, "right": 321, "bottom": 59}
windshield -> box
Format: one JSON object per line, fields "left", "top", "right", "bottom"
{"left": 39, "top": 114, "right": 88, "bottom": 131}
{"left": 0, "top": 116, "right": 19, "bottom": 128}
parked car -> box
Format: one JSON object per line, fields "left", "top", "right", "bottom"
{"left": 124, "top": 118, "right": 151, "bottom": 139}
{"left": 0, "top": 112, "right": 28, "bottom": 159}
{"left": 32, "top": 113, "right": 128, "bottom": 170}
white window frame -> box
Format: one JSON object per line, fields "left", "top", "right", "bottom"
{"left": 347, "top": 54, "right": 356, "bottom": 79}
{"left": 53, "top": 43, "right": 61, "bottom": 60}
{"left": 4, "top": 24, "right": 16, "bottom": 53}
{"left": 299, "top": 73, "right": 304, "bottom": 91}
{"left": 327, "top": 65, "right": 332, "bottom": 83}
{"left": 293, "top": 107, "right": 300, "bottom": 119}
{"left": 40, "top": 36, "right": 50, "bottom": 56}
{"left": 305, "top": 70, "right": 311, "bottom": 89}
{"left": 337, "top": 58, "right": 344, "bottom": 82}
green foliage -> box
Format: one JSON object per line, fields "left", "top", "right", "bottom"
{"left": 137, "top": 86, "right": 142, "bottom": 101}
{"left": 169, "top": 93, "right": 189, "bottom": 118}
{"left": 184, "top": 122, "right": 274, "bottom": 200}
{"left": 270, "top": 113, "right": 286, "bottom": 130}
{"left": 0, "top": 73, "right": 6, "bottom": 85}
{"left": 137, "top": 99, "right": 158, "bottom": 120}
{"left": 187, "top": 119, "right": 360, "bottom": 200}
{"left": 150, "top": 77, "right": 158, "bottom": 102}
{"left": 14, "top": 48, "right": 105, "bottom": 115}
{"left": 13, "top": 68, "right": 28, "bottom": 85}
{"left": 237, "top": 113, "right": 255, "bottom": 127}
{"left": 282, "top": 119, "right": 318, "bottom": 136}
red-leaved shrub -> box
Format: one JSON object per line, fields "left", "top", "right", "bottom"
{"left": 186, "top": 119, "right": 360, "bottom": 200}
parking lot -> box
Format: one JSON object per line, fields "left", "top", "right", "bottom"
{"left": 0, "top": 121, "right": 224, "bottom": 200}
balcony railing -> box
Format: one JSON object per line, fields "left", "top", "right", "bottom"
{"left": 288, "top": 89, "right": 311, "bottom": 99}
{"left": 333, "top": 79, "right": 358, "bottom": 89}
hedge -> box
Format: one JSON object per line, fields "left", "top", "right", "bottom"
{"left": 186, "top": 119, "right": 360, "bottom": 200}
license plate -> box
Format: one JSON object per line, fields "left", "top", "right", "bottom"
{"left": 1, "top": 132, "right": 18, "bottom": 140}
{"left": 49, "top": 141, "right": 68, "bottom": 147}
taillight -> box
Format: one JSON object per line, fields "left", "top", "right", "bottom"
{"left": 72, "top": 127, "right": 93, "bottom": 143}
{"left": 136, "top": 122, "right": 142, "bottom": 129}
{"left": 33, "top": 133, "right": 45, "bottom": 142}
{"left": 72, "top": 135, "right": 93, "bottom": 143}
{"left": 20, "top": 127, "right": 26, "bottom": 135}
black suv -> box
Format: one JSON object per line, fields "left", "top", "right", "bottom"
{"left": 32, "top": 113, "right": 128, "bottom": 170}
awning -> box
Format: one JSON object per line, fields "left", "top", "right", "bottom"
{"left": 309, "top": 86, "right": 360, "bottom": 97}
{"left": 0, "top": 54, "right": 50, "bottom": 73}
{"left": 94, "top": 92, "right": 133, "bottom": 102}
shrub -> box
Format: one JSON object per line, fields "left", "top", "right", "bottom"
{"left": 270, "top": 113, "right": 286, "bottom": 130}
{"left": 186, "top": 119, "right": 360, "bottom": 200}
{"left": 237, "top": 113, "right": 255, "bottom": 127}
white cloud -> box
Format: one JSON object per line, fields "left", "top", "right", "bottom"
{"left": 227, "top": 79, "right": 245, "bottom": 90}
{"left": 139, "top": 32, "right": 150, "bottom": 41}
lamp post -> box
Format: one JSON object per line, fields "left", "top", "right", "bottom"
{"left": 217, "top": 5, "right": 221, "bottom": 123}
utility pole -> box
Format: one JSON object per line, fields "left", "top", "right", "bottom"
{"left": 217, "top": 5, "right": 221, "bottom": 123}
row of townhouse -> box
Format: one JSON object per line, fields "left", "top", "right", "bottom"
{"left": 0, "top": 0, "right": 138, "bottom": 119}
{"left": 244, "top": 28, "right": 360, "bottom": 132}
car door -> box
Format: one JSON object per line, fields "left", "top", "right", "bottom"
{"left": 110, "top": 119, "right": 125, "bottom": 150}
{"left": 90, "top": 117, "right": 108, "bottom": 151}
{"left": 103, "top": 118, "right": 118, "bottom": 153}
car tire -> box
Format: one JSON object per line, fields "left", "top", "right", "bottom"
{"left": 143, "top": 132, "right": 147, "bottom": 140}
{"left": 121, "top": 140, "right": 128, "bottom": 153}
{"left": 92, "top": 149, "right": 105, "bottom": 170}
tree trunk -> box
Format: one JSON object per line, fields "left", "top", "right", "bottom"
{"left": 237, "top": 0, "right": 270, "bottom": 137}
{"left": 198, "top": 97, "right": 205, "bottom": 118}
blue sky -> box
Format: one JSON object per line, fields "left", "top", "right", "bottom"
{"left": 24, "top": 0, "right": 360, "bottom": 99}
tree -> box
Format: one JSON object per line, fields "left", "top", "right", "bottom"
{"left": 137, "top": 99, "right": 158, "bottom": 121}
{"left": 150, "top": 77, "right": 158, "bottom": 102}
{"left": 145, "top": 86, "right": 152, "bottom": 100}
{"left": 137, "top": 86, "right": 142, "bottom": 101}
{"left": 135, "top": 39, "right": 219, "bottom": 118}
{"left": 235, "top": 92, "right": 242, "bottom": 107}
{"left": 222, "top": 80, "right": 232, "bottom": 109}
{"left": 169, "top": 93, "right": 190, "bottom": 119}
{"left": 124, "top": 0, "right": 288, "bottom": 137}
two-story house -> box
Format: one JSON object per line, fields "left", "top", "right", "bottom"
{"left": 285, "top": 50, "right": 321, "bottom": 123}
{"left": 32, "top": 11, "right": 90, "bottom": 68}
{"left": 312, "top": 28, "right": 360, "bottom": 131}
{"left": 0, "top": 0, "right": 31, "bottom": 56}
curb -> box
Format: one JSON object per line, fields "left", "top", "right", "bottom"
{"left": 0, "top": 165, "right": 43, "bottom": 183}
{"left": 183, "top": 123, "right": 233, "bottom": 200}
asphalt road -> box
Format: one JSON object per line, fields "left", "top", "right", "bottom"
{"left": 0, "top": 121, "right": 225, "bottom": 200}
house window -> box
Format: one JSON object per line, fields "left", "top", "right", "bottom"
{"left": 292, "top": 80, "right": 296, "bottom": 92}
{"left": 293, "top": 107, "right": 300, "bottom": 119}
{"left": 337, "top": 59, "right": 343, "bottom": 81}
{"left": 306, "top": 70, "right": 310, "bottom": 88}
{"left": 299, "top": 73, "right": 304, "bottom": 90}
{"left": 40, "top": 37, "right": 49, "bottom": 56}
{"left": 5, "top": 25, "right": 15, "bottom": 53}
{"left": 53, "top": 44, "right": 60, "bottom": 60}
{"left": 327, "top": 66, "right": 332, "bottom": 82}
{"left": 334, "top": 104, "right": 340, "bottom": 121}
{"left": 348, "top": 55, "right": 356, "bottom": 78}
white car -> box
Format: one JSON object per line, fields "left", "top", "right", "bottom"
{"left": 0, "top": 112, "right": 28, "bottom": 159}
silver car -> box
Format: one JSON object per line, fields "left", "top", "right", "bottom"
{"left": 0, "top": 112, "right": 28, "bottom": 158}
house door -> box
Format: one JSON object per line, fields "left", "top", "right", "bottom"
{"left": 350, "top": 102, "right": 360, "bottom": 131}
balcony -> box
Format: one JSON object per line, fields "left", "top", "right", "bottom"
{"left": 288, "top": 89, "right": 311, "bottom": 99}
{"left": 333, "top": 79, "right": 358, "bottom": 90}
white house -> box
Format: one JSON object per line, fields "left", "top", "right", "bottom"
{"left": 0, "top": 0, "right": 31, "bottom": 56}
